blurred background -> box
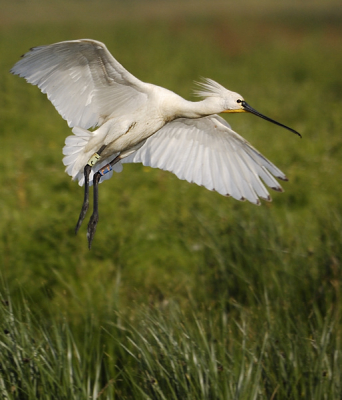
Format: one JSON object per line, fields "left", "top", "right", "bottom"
{"left": 1, "top": 0, "right": 342, "bottom": 398}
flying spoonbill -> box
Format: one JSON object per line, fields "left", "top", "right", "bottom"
{"left": 11, "top": 39, "right": 301, "bottom": 248}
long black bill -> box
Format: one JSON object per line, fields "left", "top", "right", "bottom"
{"left": 242, "top": 101, "right": 301, "bottom": 138}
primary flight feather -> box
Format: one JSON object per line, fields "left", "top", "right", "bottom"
{"left": 11, "top": 39, "right": 300, "bottom": 248}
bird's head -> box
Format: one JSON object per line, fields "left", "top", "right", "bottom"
{"left": 195, "top": 78, "right": 301, "bottom": 137}
{"left": 220, "top": 90, "right": 246, "bottom": 113}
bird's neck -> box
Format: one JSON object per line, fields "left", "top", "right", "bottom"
{"left": 175, "top": 97, "right": 221, "bottom": 119}
{"left": 158, "top": 89, "right": 222, "bottom": 120}
{"left": 157, "top": 87, "right": 222, "bottom": 121}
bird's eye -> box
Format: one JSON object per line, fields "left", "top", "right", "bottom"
{"left": 237, "top": 99, "right": 242, "bottom": 104}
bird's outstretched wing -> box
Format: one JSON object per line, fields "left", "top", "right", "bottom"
{"left": 11, "top": 39, "right": 148, "bottom": 129}
{"left": 122, "top": 115, "right": 287, "bottom": 204}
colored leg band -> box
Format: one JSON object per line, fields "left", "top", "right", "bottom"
{"left": 87, "top": 153, "right": 101, "bottom": 167}
{"left": 98, "top": 164, "right": 113, "bottom": 176}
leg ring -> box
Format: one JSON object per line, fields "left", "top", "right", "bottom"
{"left": 98, "top": 164, "right": 113, "bottom": 176}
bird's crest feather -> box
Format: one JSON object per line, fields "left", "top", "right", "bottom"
{"left": 193, "top": 78, "right": 228, "bottom": 98}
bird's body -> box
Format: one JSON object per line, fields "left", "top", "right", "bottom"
{"left": 11, "top": 39, "right": 300, "bottom": 248}
{"left": 65, "top": 85, "right": 249, "bottom": 185}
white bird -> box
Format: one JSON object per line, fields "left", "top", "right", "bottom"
{"left": 11, "top": 39, "right": 300, "bottom": 248}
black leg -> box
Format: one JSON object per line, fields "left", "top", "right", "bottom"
{"left": 75, "top": 164, "right": 91, "bottom": 234}
{"left": 87, "top": 171, "right": 101, "bottom": 249}
{"left": 85, "top": 153, "right": 122, "bottom": 249}
{"left": 75, "top": 145, "right": 107, "bottom": 235}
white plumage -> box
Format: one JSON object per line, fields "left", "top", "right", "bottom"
{"left": 11, "top": 39, "right": 300, "bottom": 246}
{"left": 122, "top": 116, "right": 284, "bottom": 204}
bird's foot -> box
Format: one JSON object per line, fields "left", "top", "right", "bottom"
{"left": 86, "top": 171, "right": 101, "bottom": 249}
{"left": 75, "top": 164, "right": 92, "bottom": 235}
{"left": 75, "top": 200, "right": 89, "bottom": 234}
{"left": 87, "top": 211, "right": 99, "bottom": 249}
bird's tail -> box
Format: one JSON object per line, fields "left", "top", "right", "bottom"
{"left": 62, "top": 126, "right": 122, "bottom": 186}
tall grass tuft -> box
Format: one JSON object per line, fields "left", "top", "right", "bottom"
{"left": 0, "top": 288, "right": 340, "bottom": 399}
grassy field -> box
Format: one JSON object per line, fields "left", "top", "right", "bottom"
{"left": 0, "top": 1, "right": 342, "bottom": 398}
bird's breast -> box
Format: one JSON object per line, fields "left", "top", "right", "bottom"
{"left": 104, "top": 114, "right": 165, "bottom": 155}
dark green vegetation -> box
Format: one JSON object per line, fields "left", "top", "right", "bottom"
{"left": 0, "top": 1, "right": 342, "bottom": 398}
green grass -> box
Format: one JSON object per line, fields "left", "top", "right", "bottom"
{"left": 0, "top": 1, "right": 342, "bottom": 398}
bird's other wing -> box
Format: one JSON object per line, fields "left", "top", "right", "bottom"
{"left": 122, "top": 115, "right": 287, "bottom": 204}
{"left": 11, "top": 39, "right": 149, "bottom": 129}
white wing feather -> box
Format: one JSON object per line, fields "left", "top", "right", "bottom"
{"left": 122, "top": 115, "right": 287, "bottom": 204}
{"left": 10, "top": 39, "right": 148, "bottom": 129}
